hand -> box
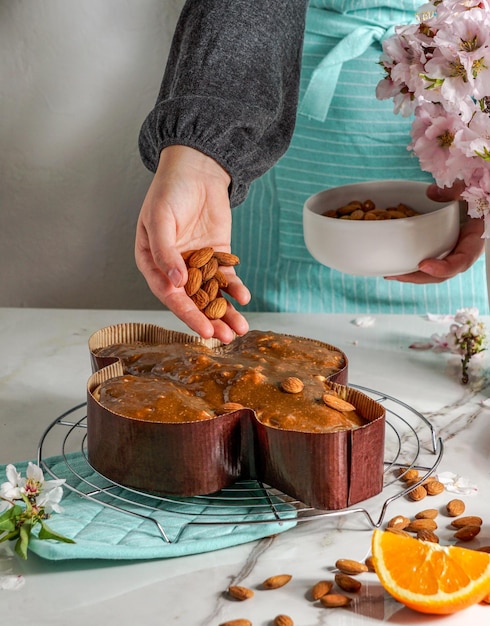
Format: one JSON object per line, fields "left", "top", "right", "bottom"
{"left": 385, "top": 182, "right": 485, "bottom": 284}
{"left": 135, "top": 145, "right": 251, "bottom": 343}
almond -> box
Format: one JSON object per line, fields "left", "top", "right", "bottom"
{"left": 446, "top": 499, "right": 465, "bottom": 517}
{"left": 408, "top": 485, "right": 427, "bottom": 501}
{"left": 184, "top": 267, "right": 203, "bottom": 296}
{"left": 450, "top": 515, "right": 483, "bottom": 529}
{"left": 215, "top": 402, "right": 245, "bottom": 415}
{"left": 273, "top": 616, "right": 294, "bottom": 626}
{"left": 310, "top": 580, "right": 333, "bottom": 600}
{"left": 281, "top": 377, "right": 304, "bottom": 394}
{"left": 399, "top": 468, "right": 419, "bottom": 482}
{"left": 320, "top": 593, "right": 352, "bottom": 608}
{"left": 477, "top": 546, "right": 490, "bottom": 553}
{"left": 201, "top": 256, "right": 219, "bottom": 282}
{"left": 415, "top": 509, "right": 438, "bottom": 520}
{"left": 406, "top": 519, "right": 438, "bottom": 533}
{"left": 202, "top": 277, "right": 220, "bottom": 301}
{"left": 190, "top": 288, "right": 209, "bottom": 310}
{"left": 213, "top": 251, "right": 240, "bottom": 266}
{"left": 204, "top": 297, "right": 228, "bottom": 320}
{"left": 335, "top": 573, "right": 362, "bottom": 593}
{"left": 335, "top": 558, "right": 368, "bottom": 575}
{"left": 188, "top": 247, "right": 214, "bottom": 268}
{"left": 322, "top": 394, "right": 356, "bottom": 412}
{"left": 214, "top": 269, "right": 229, "bottom": 288}
{"left": 481, "top": 593, "right": 490, "bottom": 605}
{"left": 219, "top": 621, "right": 252, "bottom": 626}
{"left": 417, "top": 529, "right": 439, "bottom": 543}
{"left": 425, "top": 480, "right": 444, "bottom": 495}
{"left": 261, "top": 574, "right": 292, "bottom": 590}
{"left": 454, "top": 525, "right": 481, "bottom": 541}
{"left": 181, "top": 249, "right": 196, "bottom": 262}
{"left": 365, "top": 556, "right": 375, "bottom": 572}
{"left": 227, "top": 585, "right": 254, "bottom": 601}
{"left": 387, "top": 515, "right": 410, "bottom": 530}
{"left": 386, "top": 527, "right": 412, "bottom": 538}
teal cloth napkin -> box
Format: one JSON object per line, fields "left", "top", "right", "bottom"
{"left": 1, "top": 454, "right": 297, "bottom": 560}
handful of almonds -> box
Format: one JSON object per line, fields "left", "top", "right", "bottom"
{"left": 323, "top": 199, "right": 420, "bottom": 221}
{"left": 182, "top": 247, "right": 240, "bottom": 320}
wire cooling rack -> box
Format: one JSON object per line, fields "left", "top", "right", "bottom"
{"left": 37, "top": 385, "right": 443, "bottom": 543}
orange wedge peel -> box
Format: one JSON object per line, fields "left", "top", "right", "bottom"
{"left": 371, "top": 529, "right": 490, "bottom": 614}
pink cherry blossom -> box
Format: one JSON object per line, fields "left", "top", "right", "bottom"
{"left": 377, "top": 0, "right": 490, "bottom": 234}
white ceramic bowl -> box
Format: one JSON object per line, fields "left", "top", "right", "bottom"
{"left": 303, "top": 180, "right": 460, "bottom": 277}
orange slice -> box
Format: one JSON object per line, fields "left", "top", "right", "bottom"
{"left": 371, "top": 529, "right": 490, "bottom": 614}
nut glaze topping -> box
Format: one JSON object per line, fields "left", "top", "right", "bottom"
{"left": 94, "top": 331, "right": 360, "bottom": 433}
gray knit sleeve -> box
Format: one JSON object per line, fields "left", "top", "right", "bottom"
{"left": 138, "top": 0, "right": 308, "bottom": 207}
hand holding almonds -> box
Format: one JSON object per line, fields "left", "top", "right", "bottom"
{"left": 323, "top": 199, "right": 420, "bottom": 220}
{"left": 182, "top": 247, "right": 240, "bottom": 320}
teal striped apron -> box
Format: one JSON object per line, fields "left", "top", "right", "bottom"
{"left": 231, "top": 0, "right": 487, "bottom": 315}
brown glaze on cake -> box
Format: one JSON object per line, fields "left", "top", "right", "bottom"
{"left": 94, "top": 330, "right": 359, "bottom": 433}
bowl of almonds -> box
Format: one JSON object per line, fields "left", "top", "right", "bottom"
{"left": 303, "top": 180, "right": 460, "bottom": 277}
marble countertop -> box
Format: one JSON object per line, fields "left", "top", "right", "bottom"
{"left": 1, "top": 307, "right": 490, "bottom": 625}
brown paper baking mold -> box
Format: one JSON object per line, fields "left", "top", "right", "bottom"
{"left": 86, "top": 323, "right": 385, "bottom": 510}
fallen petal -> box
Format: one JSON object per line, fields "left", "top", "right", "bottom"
{"left": 409, "top": 341, "right": 434, "bottom": 350}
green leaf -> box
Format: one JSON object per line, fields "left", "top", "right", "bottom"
{"left": 0, "top": 503, "right": 23, "bottom": 531}
{"left": 38, "top": 520, "right": 75, "bottom": 544}
{"left": 15, "top": 523, "right": 32, "bottom": 560}
{"left": 0, "top": 529, "right": 20, "bottom": 544}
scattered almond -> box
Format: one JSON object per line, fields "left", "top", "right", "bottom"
{"left": 320, "top": 593, "right": 352, "bottom": 608}
{"left": 219, "top": 620, "right": 252, "bottom": 626}
{"left": 477, "top": 546, "right": 490, "bottom": 553}
{"left": 481, "top": 593, "right": 490, "bottom": 605}
{"left": 310, "top": 580, "right": 333, "bottom": 600}
{"left": 227, "top": 586, "right": 254, "bottom": 601}
{"left": 322, "top": 394, "right": 356, "bottom": 412}
{"left": 335, "top": 558, "right": 368, "bottom": 575}
{"left": 425, "top": 480, "right": 445, "bottom": 496}
{"left": 273, "top": 615, "right": 294, "bottom": 626}
{"left": 261, "top": 574, "right": 292, "bottom": 590}
{"left": 454, "top": 525, "right": 481, "bottom": 541}
{"left": 408, "top": 485, "right": 427, "bottom": 501}
{"left": 387, "top": 515, "right": 410, "bottom": 529}
{"left": 406, "top": 519, "right": 438, "bottom": 533}
{"left": 446, "top": 499, "right": 465, "bottom": 517}
{"left": 281, "top": 377, "right": 304, "bottom": 394}
{"left": 415, "top": 509, "right": 438, "bottom": 520}
{"left": 450, "top": 516, "right": 483, "bottom": 529}
{"left": 365, "top": 556, "right": 375, "bottom": 572}
{"left": 399, "top": 468, "right": 419, "bottom": 482}
{"left": 335, "top": 573, "right": 362, "bottom": 593}
{"left": 417, "top": 529, "right": 439, "bottom": 543}
{"left": 386, "top": 527, "right": 412, "bottom": 538}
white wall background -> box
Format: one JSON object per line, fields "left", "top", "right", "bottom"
{"left": 1, "top": 0, "right": 185, "bottom": 309}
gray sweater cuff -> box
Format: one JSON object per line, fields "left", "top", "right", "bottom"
{"left": 138, "top": 0, "right": 308, "bottom": 207}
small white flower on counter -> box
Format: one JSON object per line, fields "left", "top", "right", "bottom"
{"left": 0, "top": 575, "right": 25, "bottom": 591}
{"left": 351, "top": 316, "right": 376, "bottom": 328}
{"left": 0, "top": 462, "right": 74, "bottom": 559}
{"left": 437, "top": 471, "right": 478, "bottom": 496}
{"left": 431, "top": 308, "right": 487, "bottom": 384}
